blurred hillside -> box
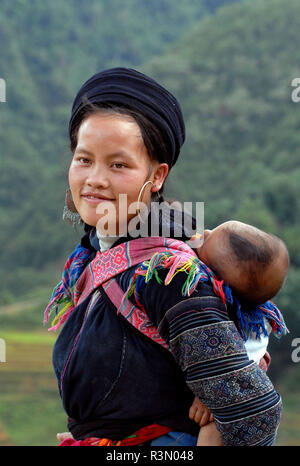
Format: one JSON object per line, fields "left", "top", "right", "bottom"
{"left": 0, "top": 0, "right": 238, "bottom": 300}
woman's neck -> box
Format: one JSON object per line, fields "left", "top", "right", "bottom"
{"left": 96, "top": 230, "right": 120, "bottom": 252}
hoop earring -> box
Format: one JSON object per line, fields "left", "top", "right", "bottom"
{"left": 62, "top": 188, "right": 83, "bottom": 226}
{"left": 136, "top": 180, "right": 156, "bottom": 221}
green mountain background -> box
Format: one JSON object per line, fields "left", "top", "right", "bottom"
{"left": 0, "top": 0, "right": 299, "bottom": 445}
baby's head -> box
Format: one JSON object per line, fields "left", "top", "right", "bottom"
{"left": 197, "top": 221, "right": 289, "bottom": 305}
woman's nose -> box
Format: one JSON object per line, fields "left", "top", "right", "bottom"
{"left": 86, "top": 165, "right": 109, "bottom": 188}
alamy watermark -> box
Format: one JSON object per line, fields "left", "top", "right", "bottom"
{"left": 0, "top": 338, "right": 6, "bottom": 362}
{"left": 95, "top": 196, "right": 204, "bottom": 248}
{"left": 291, "top": 78, "right": 300, "bottom": 102}
{"left": 0, "top": 78, "right": 6, "bottom": 102}
{"left": 291, "top": 338, "right": 300, "bottom": 363}
{"left": 0, "top": 79, "right": 6, "bottom": 357}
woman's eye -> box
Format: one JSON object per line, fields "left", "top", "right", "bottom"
{"left": 76, "top": 156, "right": 90, "bottom": 164}
{"left": 112, "top": 162, "right": 126, "bottom": 169}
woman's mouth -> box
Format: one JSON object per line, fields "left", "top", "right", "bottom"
{"left": 81, "top": 194, "right": 114, "bottom": 204}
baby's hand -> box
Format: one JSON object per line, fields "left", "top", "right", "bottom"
{"left": 189, "top": 397, "right": 214, "bottom": 427}
{"left": 259, "top": 351, "right": 271, "bottom": 372}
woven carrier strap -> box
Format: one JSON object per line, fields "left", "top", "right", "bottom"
{"left": 102, "top": 278, "right": 169, "bottom": 350}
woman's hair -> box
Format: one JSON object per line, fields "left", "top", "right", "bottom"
{"left": 69, "top": 95, "right": 171, "bottom": 193}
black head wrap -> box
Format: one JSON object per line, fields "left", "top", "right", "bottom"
{"left": 69, "top": 67, "right": 185, "bottom": 168}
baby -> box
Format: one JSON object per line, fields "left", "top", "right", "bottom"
{"left": 189, "top": 220, "right": 289, "bottom": 446}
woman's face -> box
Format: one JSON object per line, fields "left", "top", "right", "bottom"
{"left": 69, "top": 113, "right": 168, "bottom": 234}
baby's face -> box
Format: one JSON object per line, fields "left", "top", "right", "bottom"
{"left": 196, "top": 226, "right": 225, "bottom": 267}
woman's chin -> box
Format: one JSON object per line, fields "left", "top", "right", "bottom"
{"left": 79, "top": 214, "right": 97, "bottom": 228}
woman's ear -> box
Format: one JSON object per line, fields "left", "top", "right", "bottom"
{"left": 152, "top": 163, "right": 169, "bottom": 192}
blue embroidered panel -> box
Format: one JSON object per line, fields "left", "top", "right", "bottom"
{"left": 215, "top": 399, "right": 282, "bottom": 446}
{"left": 170, "top": 321, "right": 247, "bottom": 370}
{"left": 188, "top": 362, "right": 274, "bottom": 408}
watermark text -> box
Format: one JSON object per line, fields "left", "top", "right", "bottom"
{"left": 291, "top": 78, "right": 300, "bottom": 102}
{"left": 0, "top": 338, "right": 6, "bottom": 362}
{"left": 0, "top": 78, "right": 6, "bottom": 102}
{"left": 291, "top": 338, "right": 300, "bottom": 363}
{"left": 95, "top": 196, "right": 204, "bottom": 248}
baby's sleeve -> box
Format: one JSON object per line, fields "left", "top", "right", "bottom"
{"left": 244, "top": 318, "right": 272, "bottom": 363}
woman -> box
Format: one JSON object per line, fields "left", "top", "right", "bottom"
{"left": 45, "top": 68, "right": 282, "bottom": 446}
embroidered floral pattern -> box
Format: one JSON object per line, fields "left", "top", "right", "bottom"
{"left": 188, "top": 362, "right": 274, "bottom": 408}
{"left": 214, "top": 400, "right": 282, "bottom": 446}
{"left": 170, "top": 321, "right": 247, "bottom": 370}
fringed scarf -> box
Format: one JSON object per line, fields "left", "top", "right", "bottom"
{"left": 44, "top": 237, "right": 288, "bottom": 341}
{"left": 44, "top": 245, "right": 92, "bottom": 331}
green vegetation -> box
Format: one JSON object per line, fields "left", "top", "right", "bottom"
{"left": 0, "top": 332, "right": 65, "bottom": 446}
{"left": 1, "top": 0, "right": 300, "bottom": 446}
{"left": 0, "top": 0, "right": 230, "bottom": 301}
